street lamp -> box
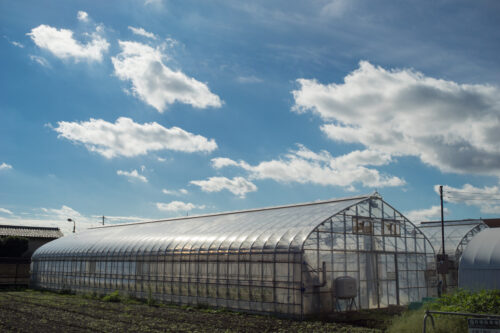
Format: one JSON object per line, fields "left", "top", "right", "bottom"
{"left": 67, "top": 218, "right": 76, "bottom": 233}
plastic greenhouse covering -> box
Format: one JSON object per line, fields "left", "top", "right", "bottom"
{"left": 31, "top": 193, "right": 436, "bottom": 318}
{"left": 459, "top": 228, "right": 500, "bottom": 291}
{"left": 418, "top": 220, "right": 488, "bottom": 262}
{"left": 418, "top": 220, "right": 488, "bottom": 288}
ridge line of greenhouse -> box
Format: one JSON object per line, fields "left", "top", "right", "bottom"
{"left": 91, "top": 192, "right": 378, "bottom": 229}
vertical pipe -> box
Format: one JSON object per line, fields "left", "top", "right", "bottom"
{"left": 440, "top": 185, "right": 445, "bottom": 257}
{"left": 439, "top": 185, "right": 447, "bottom": 293}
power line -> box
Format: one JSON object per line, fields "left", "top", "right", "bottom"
{"left": 444, "top": 189, "right": 500, "bottom": 196}
{"left": 444, "top": 197, "right": 500, "bottom": 202}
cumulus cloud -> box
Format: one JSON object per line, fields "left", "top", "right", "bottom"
{"left": 27, "top": 24, "right": 109, "bottom": 62}
{"left": 111, "top": 40, "right": 222, "bottom": 112}
{"left": 292, "top": 61, "right": 500, "bottom": 177}
{"left": 156, "top": 201, "right": 205, "bottom": 212}
{"left": 211, "top": 157, "right": 241, "bottom": 169}
{"left": 0, "top": 163, "right": 12, "bottom": 170}
{"left": 117, "top": 169, "right": 148, "bottom": 183}
{"left": 405, "top": 205, "right": 449, "bottom": 223}
{"left": 438, "top": 184, "right": 500, "bottom": 214}
{"left": 0, "top": 205, "right": 149, "bottom": 235}
{"left": 52, "top": 117, "right": 217, "bottom": 158}
{"left": 0, "top": 208, "right": 13, "bottom": 215}
{"left": 128, "top": 26, "right": 157, "bottom": 39}
{"left": 38, "top": 205, "right": 99, "bottom": 234}
{"left": 190, "top": 176, "right": 257, "bottom": 198}
{"left": 77, "top": 11, "right": 89, "bottom": 22}
{"left": 211, "top": 144, "right": 404, "bottom": 189}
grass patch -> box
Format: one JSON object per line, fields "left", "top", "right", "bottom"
{"left": 101, "top": 290, "right": 121, "bottom": 302}
{"left": 387, "top": 289, "right": 500, "bottom": 333}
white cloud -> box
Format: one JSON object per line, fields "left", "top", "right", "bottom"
{"left": 3, "top": 35, "right": 24, "bottom": 48}
{"left": 190, "top": 176, "right": 257, "bottom": 198}
{"left": 321, "top": 0, "right": 352, "bottom": 17}
{"left": 437, "top": 184, "right": 500, "bottom": 214}
{"left": 27, "top": 24, "right": 109, "bottom": 62}
{"left": 0, "top": 163, "right": 12, "bottom": 170}
{"left": 77, "top": 11, "right": 89, "bottom": 22}
{"left": 111, "top": 40, "right": 222, "bottom": 112}
{"left": 292, "top": 61, "right": 500, "bottom": 177}
{"left": 33, "top": 205, "right": 99, "bottom": 234}
{"left": 236, "top": 75, "right": 263, "bottom": 84}
{"left": 117, "top": 169, "right": 148, "bottom": 183}
{"left": 11, "top": 41, "right": 24, "bottom": 48}
{"left": 0, "top": 205, "right": 150, "bottom": 235}
{"left": 128, "top": 26, "right": 157, "bottom": 39}
{"left": 29, "top": 55, "right": 50, "bottom": 67}
{"left": 211, "top": 157, "right": 241, "bottom": 169}
{"left": 156, "top": 201, "right": 205, "bottom": 212}
{"left": 0, "top": 208, "right": 13, "bottom": 215}
{"left": 162, "top": 188, "right": 188, "bottom": 196}
{"left": 90, "top": 214, "right": 149, "bottom": 224}
{"left": 52, "top": 117, "right": 217, "bottom": 158}
{"left": 405, "top": 205, "right": 449, "bottom": 223}
{"left": 211, "top": 144, "right": 404, "bottom": 189}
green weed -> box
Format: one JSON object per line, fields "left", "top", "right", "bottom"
{"left": 101, "top": 290, "right": 121, "bottom": 302}
{"left": 387, "top": 289, "right": 500, "bottom": 333}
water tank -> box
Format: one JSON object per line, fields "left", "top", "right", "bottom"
{"left": 335, "top": 276, "right": 357, "bottom": 299}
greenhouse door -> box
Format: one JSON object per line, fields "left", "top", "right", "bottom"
{"left": 377, "top": 253, "right": 399, "bottom": 307}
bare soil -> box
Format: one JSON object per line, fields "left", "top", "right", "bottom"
{"left": 0, "top": 290, "right": 382, "bottom": 332}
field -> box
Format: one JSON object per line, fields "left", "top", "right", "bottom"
{"left": 0, "top": 290, "right": 382, "bottom": 332}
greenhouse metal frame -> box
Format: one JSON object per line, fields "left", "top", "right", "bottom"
{"left": 31, "top": 193, "right": 435, "bottom": 318}
{"left": 418, "top": 219, "right": 488, "bottom": 288}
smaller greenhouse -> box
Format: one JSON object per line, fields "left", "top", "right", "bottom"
{"left": 459, "top": 228, "right": 500, "bottom": 291}
{"left": 418, "top": 219, "right": 488, "bottom": 288}
{"left": 31, "top": 193, "right": 436, "bottom": 318}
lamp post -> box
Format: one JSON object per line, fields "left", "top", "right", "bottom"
{"left": 67, "top": 218, "right": 76, "bottom": 233}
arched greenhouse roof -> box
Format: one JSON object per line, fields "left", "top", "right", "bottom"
{"left": 460, "top": 228, "right": 500, "bottom": 269}
{"left": 459, "top": 228, "right": 500, "bottom": 291}
{"left": 418, "top": 219, "right": 488, "bottom": 261}
{"left": 33, "top": 193, "right": 422, "bottom": 259}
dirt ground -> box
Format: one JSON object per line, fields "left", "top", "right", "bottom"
{"left": 0, "top": 290, "right": 383, "bottom": 332}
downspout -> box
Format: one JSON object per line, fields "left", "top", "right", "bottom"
{"left": 314, "top": 261, "right": 327, "bottom": 287}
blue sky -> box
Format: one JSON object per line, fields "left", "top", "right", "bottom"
{"left": 1, "top": 0, "right": 500, "bottom": 234}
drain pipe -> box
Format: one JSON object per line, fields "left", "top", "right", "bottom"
{"left": 314, "top": 261, "right": 327, "bottom": 287}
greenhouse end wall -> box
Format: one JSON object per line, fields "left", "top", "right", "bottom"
{"left": 30, "top": 194, "right": 436, "bottom": 318}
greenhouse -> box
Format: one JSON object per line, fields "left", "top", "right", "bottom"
{"left": 31, "top": 193, "right": 435, "bottom": 318}
{"left": 459, "top": 228, "right": 500, "bottom": 291}
{"left": 418, "top": 219, "right": 488, "bottom": 288}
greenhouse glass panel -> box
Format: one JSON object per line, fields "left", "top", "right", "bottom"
{"left": 31, "top": 193, "right": 435, "bottom": 318}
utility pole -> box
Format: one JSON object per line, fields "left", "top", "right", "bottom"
{"left": 440, "top": 185, "right": 445, "bottom": 257}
